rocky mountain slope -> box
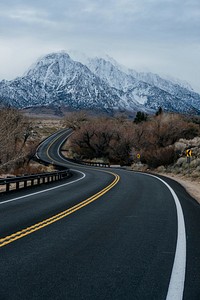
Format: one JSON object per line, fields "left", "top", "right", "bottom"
{"left": 0, "top": 51, "right": 199, "bottom": 114}
{"left": 86, "top": 57, "right": 200, "bottom": 113}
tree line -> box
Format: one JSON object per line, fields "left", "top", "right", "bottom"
{"left": 64, "top": 110, "right": 200, "bottom": 167}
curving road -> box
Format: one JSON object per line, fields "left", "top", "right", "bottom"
{"left": 0, "top": 129, "right": 200, "bottom": 299}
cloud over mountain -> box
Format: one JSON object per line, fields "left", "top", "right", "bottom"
{"left": 0, "top": 51, "right": 199, "bottom": 115}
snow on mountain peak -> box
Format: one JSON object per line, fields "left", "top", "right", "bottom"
{"left": 0, "top": 51, "right": 199, "bottom": 115}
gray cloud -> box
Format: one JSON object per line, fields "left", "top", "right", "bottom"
{"left": 0, "top": 0, "right": 199, "bottom": 41}
{"left": 0, "top": 0, "right": 199, "bottom": 90}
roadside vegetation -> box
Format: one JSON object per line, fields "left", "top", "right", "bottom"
{"left": 0, "top": 107, "right": 199, "bottom": 180}
{"left": 0, "top": 108, "right": 35, "bottom": 174}
{"left": 63, "top": 110, "right": 200, "bottom": 170}
{"left": 0, "top": 108, "right": 62, "bottom": 175}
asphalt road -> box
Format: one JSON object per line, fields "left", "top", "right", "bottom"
{"left": 0, "top": 129, "right": 200, "bottom": 300}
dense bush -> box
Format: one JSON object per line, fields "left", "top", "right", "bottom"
{"left": 69, "top": 117, "right": 134, "bottom": 165}
{"left": 66, "top": 112, "right": 200, "bottom": 167}
{"left": 140, "top": 146, "right": 177, "bottom": 168}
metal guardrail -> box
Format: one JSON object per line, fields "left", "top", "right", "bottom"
{"left": 57, "top": 152, "right": 110, "bottom": 168}
{"left": 60, "top": 151, "right": 110, "bottom": 168}
{"left": 80, "top": 161, "right": 110, "bottom": 168}
{"left": 0, "top": 170, "right": 71, "bottom": 193}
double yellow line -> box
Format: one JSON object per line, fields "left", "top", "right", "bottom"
{"left": 0, "top": 172, "right": 120, "bottom": 248}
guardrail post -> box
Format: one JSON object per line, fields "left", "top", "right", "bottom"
{"left": 6, "top": 183, "right": 10, "bottom": 192}
{"left": 0, "top": 169, "right": 71, "bottom": 193}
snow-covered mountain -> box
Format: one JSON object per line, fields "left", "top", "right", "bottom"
{"left": 0, "top": 51, "right": 199, "bottom": 115}
{"left": 0, "top": 53, "right": 121, "bottom": 112}
{"left": 86, "top": 56, "right": 200, "bottom": 113}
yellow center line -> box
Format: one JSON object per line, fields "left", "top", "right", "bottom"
{"left": 0, "top": 130, "right": 120, "bottom": 248}
{"left": 46, "top": 130, "right": 68, "bottom": 163}
{"left": 0, "top": 172, "right": 120, "bottom": 248}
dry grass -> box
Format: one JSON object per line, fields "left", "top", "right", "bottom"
{"left": 30, "top": 117, "right": 64, "bottom": 140}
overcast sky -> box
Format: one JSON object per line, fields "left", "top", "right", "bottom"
{"left": 0, "top": 0, "right": 199, "bottom": 91}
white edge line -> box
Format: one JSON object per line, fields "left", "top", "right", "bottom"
{"left": 57, "top": 132, "right": 78, "bottom": 166}
{"left": 35, "top": 129, "right": 71, "bottom": 159}
{"left": 140, "top": 172, "right": 186, "bottom": 300}
{"left": 0, "top": 170, "right": 86, "bottom": 205}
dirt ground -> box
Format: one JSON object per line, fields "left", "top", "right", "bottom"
{"left": 159, "top": 173, "right": 200, "bottom": 205}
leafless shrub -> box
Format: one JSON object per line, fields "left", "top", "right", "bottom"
{"left": 66, "top": 112, "right": 200, "bottom": 167}
{"left": 63, "top": 111, "right": 88, "bottom": 129}
{"left": 141, "top": 146, "right": 176, "bottom": 168}
{"left": 69, "top": 117, "right": 134, "bottom": 165}
{"left": 0, "top": 108, "right": 36, "bottom": 174}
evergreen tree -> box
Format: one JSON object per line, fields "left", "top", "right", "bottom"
{"left": 155, "top": 107, "right": 163, "bottom": 116}
{"left": 134, "top": 111, "right": 148, "bottom": 124}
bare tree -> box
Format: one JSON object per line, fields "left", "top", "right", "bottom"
{"left": 63, "top": 111, "right": 88, "bottom": 129}
{"left": 0, "top": 108, "right": 33, "bottom": 172}
{"left": 69, "top": 117, "right": 134, "bottom": 164}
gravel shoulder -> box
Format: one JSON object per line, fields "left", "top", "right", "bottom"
{"left": 158, "top": 173, "right": 200, "bottom": 205}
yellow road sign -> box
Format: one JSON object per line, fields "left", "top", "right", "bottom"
{"left": 186, "top": 149, "right": 192, "bottom": 157}
{"left": 137, "top": 153, "right": 141, "bottom": 159}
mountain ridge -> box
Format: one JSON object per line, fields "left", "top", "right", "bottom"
{"left": 0, "top": 51, "right": 199, "bottom": 115}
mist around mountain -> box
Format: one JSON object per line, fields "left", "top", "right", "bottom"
{"left": 0, "top": 51, "right": 199, "bottom": 115}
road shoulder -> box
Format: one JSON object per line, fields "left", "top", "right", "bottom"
{"left": 155, "top": 173, "right": 200, "bottom": 205}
